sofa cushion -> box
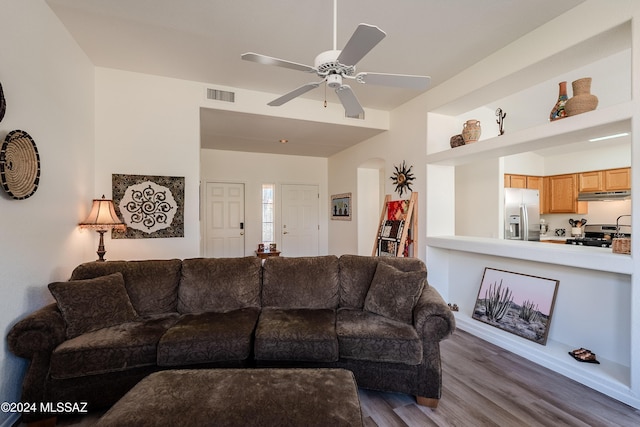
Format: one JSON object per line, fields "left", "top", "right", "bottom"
{"left": 338, "top": 255, "right": 428, "bottom": 309}
{"left": 157, "top": 308, "right": 260, "bottom": 366}
{"left": 255, "top": 308, "right": 338, "bottom": 362}
{"left": 70, "top": 259, "right": 182, "bottom": 316}
{"left": 338, "top": 255, "right": 379, "bottom": 309}
{"left": 262, "top": 256, "right": 339, "bottom": 309}
{"left": 364, "top": 262, "right": 426, "bottom": 324}
{"left": 49, "top": 314, "right": 179, "bottom": 379}
{"left": 336, "top": 309, "right": 422, "bottom": 365}
{"left": 48, "top": 273, "right": 138, "bottom": 339}
{"left": 178, "top": 257, "right": 262, "bottom": 314}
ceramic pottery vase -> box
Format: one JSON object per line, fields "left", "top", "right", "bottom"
{"left": 450, "top": 134, "right": 465, "bottom": 148}
{"left": 462, "top": 120, "right": 481, "bottom": 143}
{"left": 565, "top": 77, "right": 598, "bottom": 116}
{"left": 549, "top": 81, "right": 568, "bottom": 121}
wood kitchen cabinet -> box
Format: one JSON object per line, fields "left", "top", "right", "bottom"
{"left": 545, "top": 173, "right": 588, "bottom": 214}
{"left": 579, "top": 167, "right": 631, "bottom": 192}
{"left": 578, "top": 171, "right": 603, "bottom": 192}
{"left": 504, "top": 174, "right": 543, "bottom": 190}
{"left": 504, "top": 174, "right": 545, "bottom": 212}
{"left": 504, "top": 174, "right": 527, "bottom": 188}
{"left": 604, "top": 167, "right": 631, "bottom": 190}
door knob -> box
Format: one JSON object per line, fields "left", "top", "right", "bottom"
{"left": 240, "top": 232, "right": 244, "bottom": 235}
{"left": 283, "top": 231, "right": 288, "bottom": 234}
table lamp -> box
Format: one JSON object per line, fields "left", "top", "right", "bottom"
{"left": 79, "top": 195, "right": 126, "bottom": 261}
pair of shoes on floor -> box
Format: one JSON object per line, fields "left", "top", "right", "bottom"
{"left": 568, "top": 347, "right": 600, "bottom": 364}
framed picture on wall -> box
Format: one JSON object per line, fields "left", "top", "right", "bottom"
{"left": 472, "top": 267, "right": 559, "bottom": 345}
{"left": 331, "top": 193, "right": 351, "bottom": 220}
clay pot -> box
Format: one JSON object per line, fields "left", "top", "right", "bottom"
{"left": 565, "top": 78, "right": 598, "bottom": 116}
{"left": 462, "top": 120, "right": 481, "bottom": 143}
{"left": 549, "top": 81, "right": 568, "bottom": 121}
{"left": 450, "top": 134, "right": 465, "bottom": 148}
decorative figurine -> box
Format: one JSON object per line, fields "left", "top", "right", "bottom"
{"left": 496, "top": 108, "right": 506, "bottom": 135}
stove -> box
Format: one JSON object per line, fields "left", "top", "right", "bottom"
{"left": 565, "top": 224, "right": 631, "bottom": 248}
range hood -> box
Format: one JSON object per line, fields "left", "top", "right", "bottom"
{"left": 577, "top": 190, "right": 631, "bottom": 201}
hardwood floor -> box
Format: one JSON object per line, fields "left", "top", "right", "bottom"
{"left": 359, "top": 329, "right": 640, "bottom": 427}
{"left": 18, "top": 329, "right": 640, "bottom": 427}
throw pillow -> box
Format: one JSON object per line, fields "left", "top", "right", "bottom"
{"left": 48, "top": 272, "right": 138, "bottom": 339}
{"left": 364, "top": 262, "right": 426, "bottom": 324}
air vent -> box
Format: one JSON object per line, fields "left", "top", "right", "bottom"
{"left": 206, "top": 88, "right": 235, "bottom": 102}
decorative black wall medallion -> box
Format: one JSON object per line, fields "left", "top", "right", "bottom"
{"left": 112, "top": 174, "right": 185, "bottom": 239}
{"left": 0, "top": 130, "right": 41, "bottom": 199}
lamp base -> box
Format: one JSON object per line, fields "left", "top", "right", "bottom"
{"left": 96, "top": 230, "right": 107, "bottom": 262}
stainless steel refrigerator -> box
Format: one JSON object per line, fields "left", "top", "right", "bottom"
{"left": 504, "top": 188, "right": 540, "bottom": 241}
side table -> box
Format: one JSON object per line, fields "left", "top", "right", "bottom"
{"left": 256, "top": 250, "right": 280, "bottom": 260}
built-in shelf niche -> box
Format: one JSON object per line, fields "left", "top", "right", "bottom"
{"left": 425, "top": 9, "right": 639, "bottom": 409}
{"left": 427, "top": 21, "right": 632, "bottom": 158}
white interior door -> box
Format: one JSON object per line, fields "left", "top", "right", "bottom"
{"left": 204, "top": 182, "right": 245, "bottom": 257}
{"left": 281, "top": 184, "right": 319, "bottom": 256}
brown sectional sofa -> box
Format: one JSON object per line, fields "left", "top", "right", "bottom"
{"left": 8, "top": 255, "right": 455, "bottom": 423}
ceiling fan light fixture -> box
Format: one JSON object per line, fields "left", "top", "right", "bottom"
{"left": 327, "top": 74, "right": 342, "bottom": 88}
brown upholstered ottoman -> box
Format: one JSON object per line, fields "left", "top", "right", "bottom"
{"left": 95, "top": 368, "right": 364, "bottom": 426}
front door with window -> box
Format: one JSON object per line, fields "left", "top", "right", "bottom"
{"left": 204, "top": 182, "right": 245, "bottom": 257}
{"left": 281, "top": 184, "right": 319, "bottom": 256}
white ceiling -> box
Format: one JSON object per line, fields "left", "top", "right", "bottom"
{"left": 46, "top": 0, "right": 584, "bottom": 157}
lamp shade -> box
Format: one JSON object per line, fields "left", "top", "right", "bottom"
{"left": 79, "top": 195, "right": 126, "bottom": 231}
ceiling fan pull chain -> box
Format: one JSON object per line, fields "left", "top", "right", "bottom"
{"left": 324, "top": 83, "right": 328, "bottom": 108}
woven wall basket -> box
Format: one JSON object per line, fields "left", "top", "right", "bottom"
{"left": 0, "top": 82, "right": 6, "bottom": 123}
{"left": 0, "top": 130, "right": 41, "bottom": 199}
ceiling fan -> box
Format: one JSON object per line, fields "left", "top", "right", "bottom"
{"left": 241, "top": 0, "right": 431, "bottom": 118}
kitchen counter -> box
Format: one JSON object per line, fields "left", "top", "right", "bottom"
{"left": 426, "top": 235, "right": 632, "bottom": 275}
{"left": 540, "top": 236, "right": 567, "bottom": 243}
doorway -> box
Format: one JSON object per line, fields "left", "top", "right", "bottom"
{"left": 203, "top": 182, "right": 245, "bottom": 257}
{"left": 281, "top": 184, "right": 319, "bottom": 256}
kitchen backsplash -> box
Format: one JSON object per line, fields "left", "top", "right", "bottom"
{"left": 541, "top": 199, "right": 631, "bottom": 236}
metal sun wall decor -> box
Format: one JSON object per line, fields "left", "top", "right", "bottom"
{"left": 390, "top": 161, "right": 415, "bottom": 197}
{"left": 112, "top": 174, "right": 185, "bottom": 239}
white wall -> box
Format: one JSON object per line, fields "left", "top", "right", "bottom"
{"left": 455, "top": 158, "right": 502, "bottom": 238}
{"left": 328, "top": 94, "right": 428, "bottom": 258}
{"left": 200, "top": 149, "right": 329, "bottom": 255}
{"left": 0, "top": 1, "right": 95, "bottom": 425}
{"left": 357, "top": 163, "right": 383, "bottom": 255}
{"left": 94, "top": 68, "right": 203, "bottom": 260}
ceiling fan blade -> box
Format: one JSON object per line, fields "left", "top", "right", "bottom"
{"left": 267, "top": 82, "right": 321, "bottom": 106}
{"left": 241, "top": 52, "right": 316, "bottom": 73}
{"left": 356, "top": 72, "right": 431, "bottom": 90}
{"left": 337, "top": 24, "right": 386, "bottom": 66}
{"left": 335, "top": 85, "right": 364, "bottom": 117}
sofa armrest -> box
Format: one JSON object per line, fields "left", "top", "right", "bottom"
{"left": 7, "top": 303, "right": 66, "bottom": 359}
{"left": 413, "top": 286, "right": 455, "bottom": 341}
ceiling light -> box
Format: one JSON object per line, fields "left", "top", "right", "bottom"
{"left": 279, "top": 139, "right": 288, "bottom": 144}
{"left": 588, "top": 132, "right": 629, "bottom": 142}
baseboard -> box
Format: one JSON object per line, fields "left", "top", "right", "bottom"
{"left": 1, "top": 413, "right": 20, "bottom": 427}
